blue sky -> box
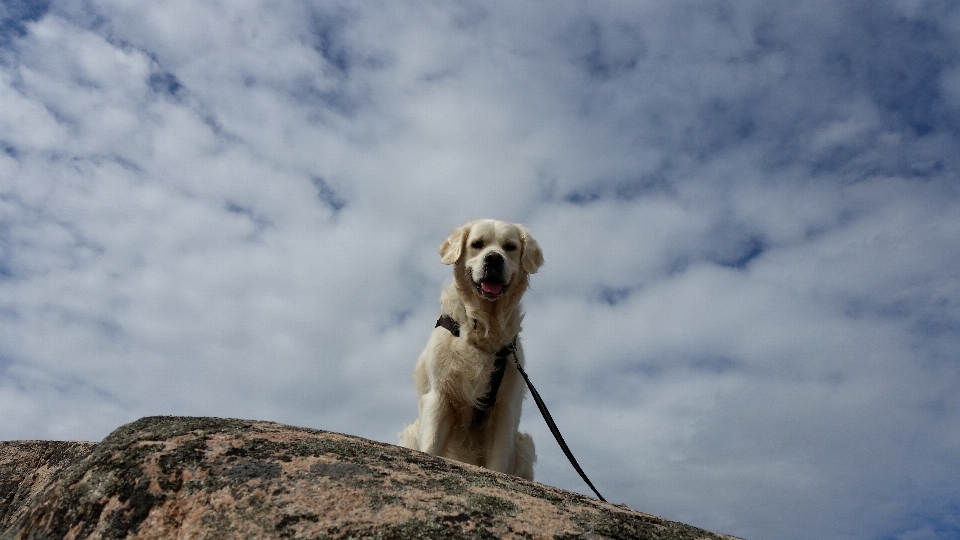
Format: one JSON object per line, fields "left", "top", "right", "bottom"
{"left": 2, "top": 1, "right": 960, "bottom": 539}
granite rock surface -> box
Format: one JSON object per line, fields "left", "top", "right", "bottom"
{"left": 0, "top": 416, "right": 741, "bottom": 539}
{"left": 0, "top": 440, "right": 98, "bottom": 533}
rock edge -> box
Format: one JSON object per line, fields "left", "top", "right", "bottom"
{"left": 1, "top": 416, "right": 742, "bottom": 539}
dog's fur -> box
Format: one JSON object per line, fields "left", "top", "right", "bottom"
{"left": 399, "top": 219, "right": 543, "bottom": 479}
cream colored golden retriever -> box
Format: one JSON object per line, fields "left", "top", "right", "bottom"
{"left": 399, "top": 219, "right": 543, "bottom": 479}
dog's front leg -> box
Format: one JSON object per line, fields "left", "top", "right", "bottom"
{"left": 484, "top": 404, "right": 519, "bottom": 473}
{"left": 417, "top": 390, "right": 453, "bottom": 455}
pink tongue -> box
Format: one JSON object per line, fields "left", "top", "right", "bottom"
{"left": 481, "top": 281, "right": 503, "bottom": 295}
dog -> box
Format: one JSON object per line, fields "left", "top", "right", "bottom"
{"left": 399, "top": 219, "right": 543, "bottom": 479}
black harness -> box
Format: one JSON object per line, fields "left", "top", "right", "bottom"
{"left": 435, "top": 315, "right": 515, "bottom": 425}
{"left": 433, "top": 313, "right": 607, "bottom": 502}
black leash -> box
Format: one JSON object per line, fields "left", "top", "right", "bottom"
{"left": 435, "top": 315, "right": 607, "bottom": 502}
{"left": 512, "top": 357, "right": 607, "bottom": 502}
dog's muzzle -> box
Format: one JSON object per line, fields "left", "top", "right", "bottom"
{"left": 474, "top": 252, "right": 509, "bottom": 300}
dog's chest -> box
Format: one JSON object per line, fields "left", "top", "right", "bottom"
{"left": 431, "top": 338, "right": 509, "bottom": 402}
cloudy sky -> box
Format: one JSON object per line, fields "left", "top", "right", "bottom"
{"left": 2, "top": 1, "right": 960, "bottom": 538}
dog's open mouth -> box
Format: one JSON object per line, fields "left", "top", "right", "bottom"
{"left": 475, "top": 279, "right": 508, "bottom": 300}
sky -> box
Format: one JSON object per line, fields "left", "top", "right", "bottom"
{"left": 1, "top": 1, "right": 960, "bottom": 538}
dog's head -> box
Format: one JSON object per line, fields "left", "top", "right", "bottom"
{"left": 439, "top": 219, "right": 543, "bottom": 302}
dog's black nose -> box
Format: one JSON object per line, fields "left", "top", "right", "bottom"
{"left": 483, "top": 252, "right": 504, "bottom": 267}
{"left": 482, "top": 252, "right": 505, "bottom": 277}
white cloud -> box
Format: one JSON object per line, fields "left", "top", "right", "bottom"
{"left": 2, "top": 1, "right": 960, "bottom": 539}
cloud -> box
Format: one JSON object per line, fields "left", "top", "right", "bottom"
{"left": 2, "top": 1, "right": 960, "bottom": 539}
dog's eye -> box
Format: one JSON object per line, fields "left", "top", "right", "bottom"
{"left": 503, "top": 243, "right": 517, "bottom": 252}
{"left": 470, "top": 240, "right": 484, "bottom": 249}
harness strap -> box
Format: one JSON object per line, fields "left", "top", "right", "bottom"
{"left": 435, "top": 315, "right": 513, "bottom": 425}
{"left": 435, "top": 314, "right": 460, "bottom": 337}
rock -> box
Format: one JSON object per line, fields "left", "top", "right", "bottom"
{"left": 1, "top": 416, "right": 741, "bottom": 539}
{"left": 0, "top": 440, "right": 98, "bottom": 532}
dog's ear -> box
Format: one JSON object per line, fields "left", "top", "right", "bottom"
{"left": 520, "top": 227, "right": 544, "bottom": 274}
{"left": 439, "top": 224, "right": 470, "bottom": 265}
